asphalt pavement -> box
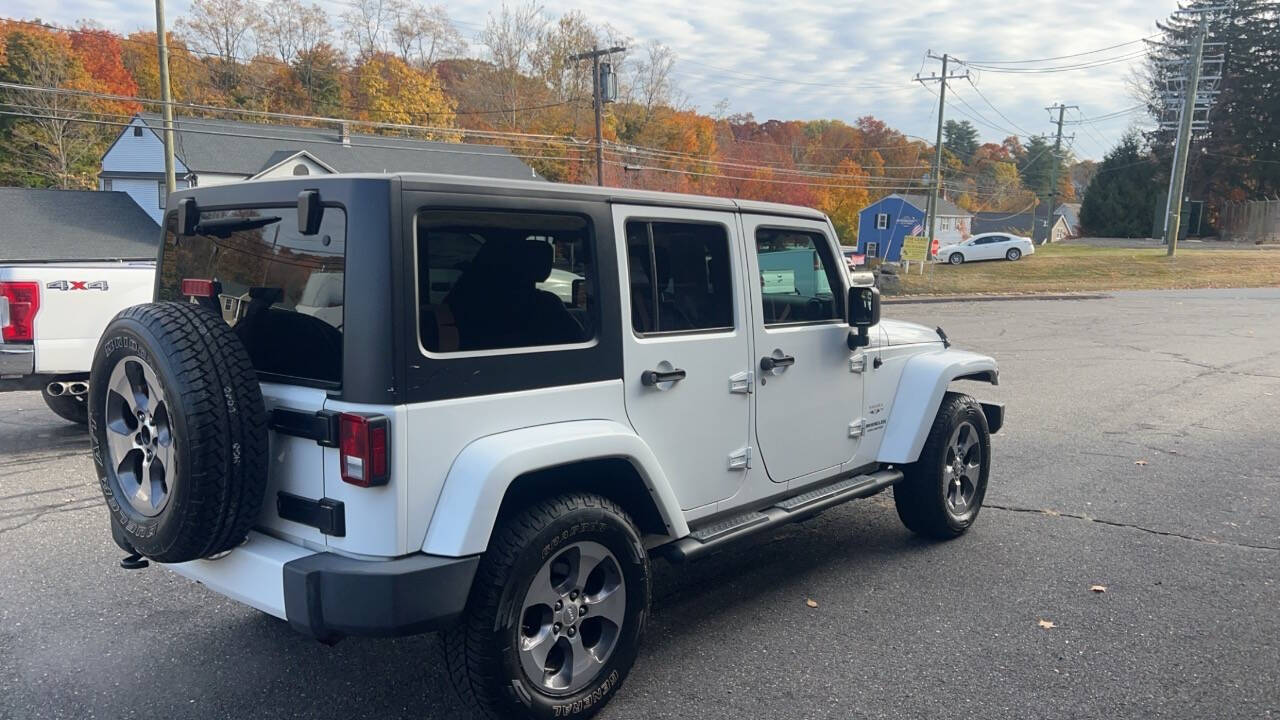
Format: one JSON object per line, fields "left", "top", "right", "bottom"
{"left": 1, "top": 288, "right": 1277, "bottom": 720}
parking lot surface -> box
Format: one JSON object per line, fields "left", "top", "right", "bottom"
{"left": 2, "top": 288, "right": 1277, "bottom": 720}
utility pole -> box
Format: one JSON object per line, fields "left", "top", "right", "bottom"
{"left": 915, "top": 52, "right": 969, "bottom": 257}
{"left": 1043, "top": 103, "right": 1077, "bottom": 245}
{"left": 154, "top": 0, "right": 176, "bottom": 196}
{"left": 1163, "top": 16, "right": 1209, "bottom": 256}
{"left": 570, "top": 45, "right": 625, "bottom": 186}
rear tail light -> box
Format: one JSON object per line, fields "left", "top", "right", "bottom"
{"left": 181, "top": 278, "right": 215, "bottom": 297}
{"left": 0, "top": 281, "right": 40, "bottom": 342}
{"left": 338, "top": 413, "right": 389, "bottom": 487}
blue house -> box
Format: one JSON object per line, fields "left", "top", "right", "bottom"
{"left": 856, "top": 194, "right": 972, "bottom": 261}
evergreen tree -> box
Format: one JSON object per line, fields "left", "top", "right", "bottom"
{"left": 943, "top": 120, "right": 979, "bottom": 163}
{"left": 1146, "top": 0, "right": 1280, "bottom": 209}
{"left": 1080, "top": 133, "right": 1158, "bottom": 237}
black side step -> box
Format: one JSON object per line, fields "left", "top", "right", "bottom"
{"left": 664, "top": 469, "right": 903, "bottom": 563}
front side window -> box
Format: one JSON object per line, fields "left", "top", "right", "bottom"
{"left": 157, "top": 205, "right": 346, "bottom": 384}
{"left": 626, "top": 221, "right": 734, "bottom": 335}
{"left": 755, "top": 228, "right": 841, "bottom": 325}
{"left": 417, "top": 210, "right": 594, "bottom": 353}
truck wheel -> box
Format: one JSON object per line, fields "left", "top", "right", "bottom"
{"left": 88, "top": 302, "right": 268, "bottom": 563}
{"left": 42, "top": 381, "right": 88, "bottom": 424}
{"left": 445, "top": 493, "right": 650, "bottom": 720}
{"left": 894, "top": 392, "right": 991, "bottom": 539}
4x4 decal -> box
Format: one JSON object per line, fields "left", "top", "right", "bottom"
{"left": 46, "top": 280, "right": 109, "bottom": 291}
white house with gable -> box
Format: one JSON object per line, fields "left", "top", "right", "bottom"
{"left": 99, "top": 113, "right": 540, "bottom": 223}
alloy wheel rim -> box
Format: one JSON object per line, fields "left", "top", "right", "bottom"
{"left": 517, "top": 540, "right": 627, "bottom": 695}
{"left": 103, "top": 356, "right": 175, "bottom": 517}
{"left": 942, "top": 421, "right": 981, "bottom": 513}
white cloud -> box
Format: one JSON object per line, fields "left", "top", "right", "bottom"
{"left": 10, "top": 0, "right": 1171, "bottom": 158}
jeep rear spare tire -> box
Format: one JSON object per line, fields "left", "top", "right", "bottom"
{"left": 89, "top": 302, "right": 268, "bottom": 563}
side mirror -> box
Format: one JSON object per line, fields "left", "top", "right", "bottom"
{"left": 176, "top": 197, "right": 199, "bottom": 236}
{"left": 298, "top": 189, "right": 323, "bottom": 235}
{"left": 848, "top": 286, "right": 880, "bottom": 328}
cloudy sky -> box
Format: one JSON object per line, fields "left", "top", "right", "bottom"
{"left": 10, "top": 0, "right": 1171, "bottom": 159}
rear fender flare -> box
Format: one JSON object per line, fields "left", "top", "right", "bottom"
{"left": 421, "top": 420, "right": 687, "bottom": 557}
{"left": 877, "top": 349, "right": 999, "bottom": 464}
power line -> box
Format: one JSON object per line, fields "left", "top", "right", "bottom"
{"left": 959, "top": 36, "right": 1158, "bottom": 65}
{"left": 0, "top": 109, "right": 590, "bottom": 164}
{"left": 964, "top": 78, "right": 1036, "bottom": 138}
{"left": 1, "top": 17, "right": 584, "bottom": 118}
{"left": 3, "top": 82, "right": 967, "bottom": 189}
{"left": 962, "top": 50, "right": 1150, "bottom": 74}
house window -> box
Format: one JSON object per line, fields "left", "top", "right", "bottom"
{"left": 292, "top": 163, "right": 310, "bottom": 176}
{"left": 875, "top": 212, "right": 889, "bottom": 230}
{"left": 133, "top": 126, "right": 143, "bottom": 137}
{"left": 102, "top": 179, "right": 112, "bottom": 191}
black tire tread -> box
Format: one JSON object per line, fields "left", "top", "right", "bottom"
{"left": 96, "top": 302, "right": 267, "bottom": 562}
{"left": 444, "top": 493, "right": 642, "bottom": 720}
{"left": 894, "top": 391, "right": 988, "bottom": 540}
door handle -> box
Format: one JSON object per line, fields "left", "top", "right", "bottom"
{"left": 760, "top": 355, "right": 796, "bottom": 372}
{"left": 641, "top": 368, "right": 687, "bottom": 386}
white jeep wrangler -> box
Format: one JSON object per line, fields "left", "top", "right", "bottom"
{"left": 89, "top": 174, "right": 1002, "bottom": 720}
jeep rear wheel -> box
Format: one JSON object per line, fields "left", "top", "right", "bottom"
{"left": 445, "top": 493, "right": 650, "bottom": 720}
{"left": 894, "top": 392, "right": 991, "bottom": 539}
{"left": 88, "top": 302, "right": 268, "bottom": 563}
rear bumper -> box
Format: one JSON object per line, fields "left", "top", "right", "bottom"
{"left": 165, "top": 531, "right": 479, "bottom": 642}
{"left": 0, "top": 345, "right": 34, "bottom": 377}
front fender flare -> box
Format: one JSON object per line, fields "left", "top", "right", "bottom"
{"left": 877, "top": 348, "right": 999, "bottom": 464}
{"left": 421, "top": 420, "right": 688, "bottom": 557}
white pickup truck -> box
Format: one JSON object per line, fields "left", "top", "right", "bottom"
{"left": 0, "top": 261, "right": 155, "bottom": 423}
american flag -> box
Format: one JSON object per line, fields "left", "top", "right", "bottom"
{"left": 911, "top": 224, "right": 924, "bottom": 235}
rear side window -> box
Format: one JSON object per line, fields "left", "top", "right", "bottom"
{"left": 416, "top": 210, "right": 595, "bottom": 353}
{"left": 157, "top": 206, "right": 346, "bottom": 385}
{"left": 625, "top": 221, "right": 734, "bottom": 334}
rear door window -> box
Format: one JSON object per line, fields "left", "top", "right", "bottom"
{"left": 157, "top": 206, "right": 346, "bottom": 385}
{"left": 625, "top": 220, "right": 734, "bottom": 335}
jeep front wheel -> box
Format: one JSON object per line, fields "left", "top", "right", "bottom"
{"left": 445, "top": 493, "right": 650, "bottom": 720}
{"left": 894, "top": 392, "right": 991, "bottom": 539}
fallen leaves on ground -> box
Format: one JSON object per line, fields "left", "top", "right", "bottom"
{"left": 1038, "top": 619, "right": 1057, "bottom": 629}
{"left": 1090, "top": 585, "right": 1107, "bottom": 593}
{"left": 805, "top": 599, "right": 819, "bottom": 608}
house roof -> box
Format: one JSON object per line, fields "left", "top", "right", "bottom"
{"left": 0, "top": 188, "right": 160, "bottom": 262}
{"left": 135, "top": 113, "right": 538, "bottom": 181}
{"left": 972, "top": 211, "right": 1035, "bottom": 236}
{"left": 892, "top": 193, "right": 970, "bottom": 218}
{"left": 973, "top": 209, "right": 1070, "bottom": 239}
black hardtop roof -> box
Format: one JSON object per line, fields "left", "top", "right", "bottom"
{"left": 171, "top": 172, "right": 829, "bottom": 222}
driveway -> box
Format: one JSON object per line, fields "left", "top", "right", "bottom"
{"left": 1, "top": 288, "right": 1277, "bottom": 719}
